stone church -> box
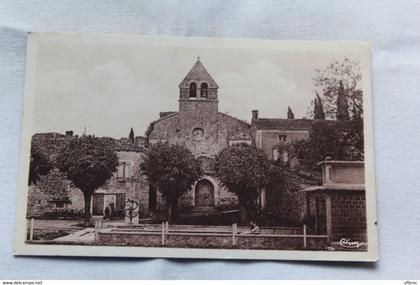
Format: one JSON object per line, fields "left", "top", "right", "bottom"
{"left": 27, "top": 58, "right": 317, "bottom": 218}
{"left": 147, "top": 58, "right": 253, "bottom": 211}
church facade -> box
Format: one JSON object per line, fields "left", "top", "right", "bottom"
{"left": 146, "top": 58, "right": 316, "bottom": 211}
{"left": 147, "top": 58, "right": 252, "bottom": 211}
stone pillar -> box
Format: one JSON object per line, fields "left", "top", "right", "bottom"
{"left": 325, "top": 165, "right": 332, "bottom": 184}
{"left": 260, "top": 189, "right": 266, "bottom": 208}
{"left": 325, "top": 195, "right": 332, "bottom": 242}
{"left": 125, "top": 213, "right": 139, "bottom": 225}
{"left": 306, "top": 195, "right": 311, "bottom": 218}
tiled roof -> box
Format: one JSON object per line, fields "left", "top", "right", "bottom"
{"left": 32, "top": 132, "right": 67, "bottom": 139}
{"left": 218, "top": 112, "right": 251, "bottom": 127}
{"left": 98, "top": 137, "right": 144, "bottom": 152}
{"left": 159, "top": 111, "right": 177, "bottom": 118}
{"left": 179, "top": 58, "right": 218, "bottom": 88}
{"left": 302, "top": 183, "right": 365, "bottom": 192}
{"left": 253, "top": 118, "right": 314, "bottom": 130}
{"left": 32, "top": 133, "right": 144, "bottom": 156}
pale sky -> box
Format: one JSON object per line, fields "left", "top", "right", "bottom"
{"left": 32, "top": 36, "right": 365, "bottom": 138}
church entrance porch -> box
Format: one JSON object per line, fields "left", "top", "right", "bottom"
{"left": 194, "top": 179, "right": 215, "bottom": 209}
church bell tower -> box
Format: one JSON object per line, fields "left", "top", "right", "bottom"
{"left": 178, "top": 57, "right": 219, "bottom": 121}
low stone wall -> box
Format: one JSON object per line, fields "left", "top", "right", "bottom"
{"left": 236, "top": 235, "right": 326, "bottom": 250}
{"left": 97, "top": 230, "right": 327, "bottom": 250}
{"left": 98, "top": 232, "right": 163, "bottom": 247}
{"left": 166, "top": 233, "right": 233, "bottom": 248}
{"left": 108, "top": 224, "right": 302, "bottom": 235}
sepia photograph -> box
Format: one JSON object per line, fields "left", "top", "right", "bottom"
{"left": 14, "top": 33, "right": 377, "bottom": 261}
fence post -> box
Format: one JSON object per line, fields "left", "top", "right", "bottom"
{"left": 29, "top": 218, "right": 34, "bottom": 241}
{"left": 161, "top": 222, "right": 165, "bottom": 246}
{"left": 94, "top": 220, "right": 98, "bottom": 242}
{"left": 303, "top": 224, "right": 307, "bottom": 249}
{"left": 165, "top": 221, "right": 169, "bottom": 234}
{"left": 232, "top": 224, "right": 235, "bottom": 246}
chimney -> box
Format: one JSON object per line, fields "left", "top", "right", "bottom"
{"left": 65, "top": 130, "right": 73, "bottom": 137}
{"left": 252, "top": 110, "right": 259, "bottom": 120}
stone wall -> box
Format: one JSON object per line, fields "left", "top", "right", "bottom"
{"left": 149, "top": 112, "right": 251, "bottom": 158}
{"left": 97, "top": 231, "right": 327, "bottom": 250}
{"left": 27, "top": 186, "right": 52, "bottom": 217}
{"left": 27, "top": 185, "right": 84, "bottom": 217}
{"left": 330, "top": 191, "right": 367, "bottom": 241}
{"left": 326, "top": 164, "right": 365, "bottom": 184}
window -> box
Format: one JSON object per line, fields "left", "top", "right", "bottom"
{"left": 55, "top": 202, "right": 64, "bottom": 208}
{"left": 192, "top": 128, "right": 204, "bottom": 140}
{"left": 277, "top": 134, "right": 287, "bottom": 142}
{"left": 282, "top": 150, "right": 289, "bottom": 162}
{"left": 200, "top": 82, "right": 208, "bottom": 98}
{"left": 273, "top": 148, "right": 288, "bottom": 163}
{"left": 189, "top": 82, "right": 197, "bottom": 98}
{"left": 272, "top": 148, "right": 279, "bottom": 161}
{"left": 117, "top": 162, "right": 131, "bottom": 180}
{"left": 198, "top": 156, "right": 215, "bottom": 173}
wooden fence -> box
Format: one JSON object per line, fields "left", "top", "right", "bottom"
{"left": 26, "top": 218, "right": 83, "bottom": 241}
{"left": 96, "top": 221, "right": 328, "bottom": 249}
{"left": 26, "top": 218, "right": 328, "bottom": 249}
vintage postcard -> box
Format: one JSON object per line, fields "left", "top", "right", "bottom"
{"left": 14, "top": 33, "right": 378, "bottom": 261}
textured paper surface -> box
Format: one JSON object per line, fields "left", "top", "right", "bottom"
{"left": 13, "top": 33, "right": 378, "bottom": 262}
{"left": 1, "top": 0, "right": 420, "bottom": 279}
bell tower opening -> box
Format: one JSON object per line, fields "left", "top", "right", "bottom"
{"left": 178, "top": 57, "right": 220, "bottom": 121}
{"left": 189, "top": 82, "right": 197, "bottom": 98}
{"left": 178, "top": 57, "right": 219, "bottom": 102}
{"left": 200, "top": 82, "right": 208, "bottom": 98}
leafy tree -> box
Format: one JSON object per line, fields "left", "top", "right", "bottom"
{"left": 56, "top": 136, "right": 119, "bottom": 226}
{"left": 336, "top": 81, "right": 350, "bottom": 121}
{"left": 215, "top": 143, "right": 271, "bottom": 224}
{"left": 313, "top": 58, "right": 363, "bottom": 120}
{"left": 256, "top": 163, "right": 317, "bottom": 226}
{"left": 28, "top": 144, "right": 52, "bottom": 185}
{"left": 313, "top": 92, "right": 325, "bottom": 120}
{"left": 37, "top": 168, "right": 71, "bottom": 200}
{"left": 140, "top": 142, "right": 202, "bottom": 222}
{"left": 287, "top": 107, "right": 295, "bottom": 119}
{"left": 129, "top": 127, "right": 135, "bottom": 143}
{"left": 144, "top": 123, "right": 154, "bottom": 147}
{"left": 291, "top": 120, "right": 364, "bottom": 171}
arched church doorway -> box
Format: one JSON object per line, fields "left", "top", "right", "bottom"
{"left": 195, "top": 179, "right": 215, "bottom": 207}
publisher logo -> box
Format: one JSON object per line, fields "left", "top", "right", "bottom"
{"left": 339, "top": 238, "right": 363, "bottom": 249}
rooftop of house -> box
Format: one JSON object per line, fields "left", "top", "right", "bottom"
{"left": 159, "top": 111, "right": 177, "bottom": 118}
{"left": 32, "top": 132, "right": 68, "bottom": 139}
{"left": 252, "top": 118, "right": 314, "bottom": 131}
{"left": 318, "top": 160, "right": 365, "bottom": 166}
{"left": 302, "top": 183, "right": 365, "bottom": 192}
{"left": 32, "top": 132, "right": 145, "bottom": 154}
{"left": 98, "top": 137, "right": 144, "bottom": 152}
